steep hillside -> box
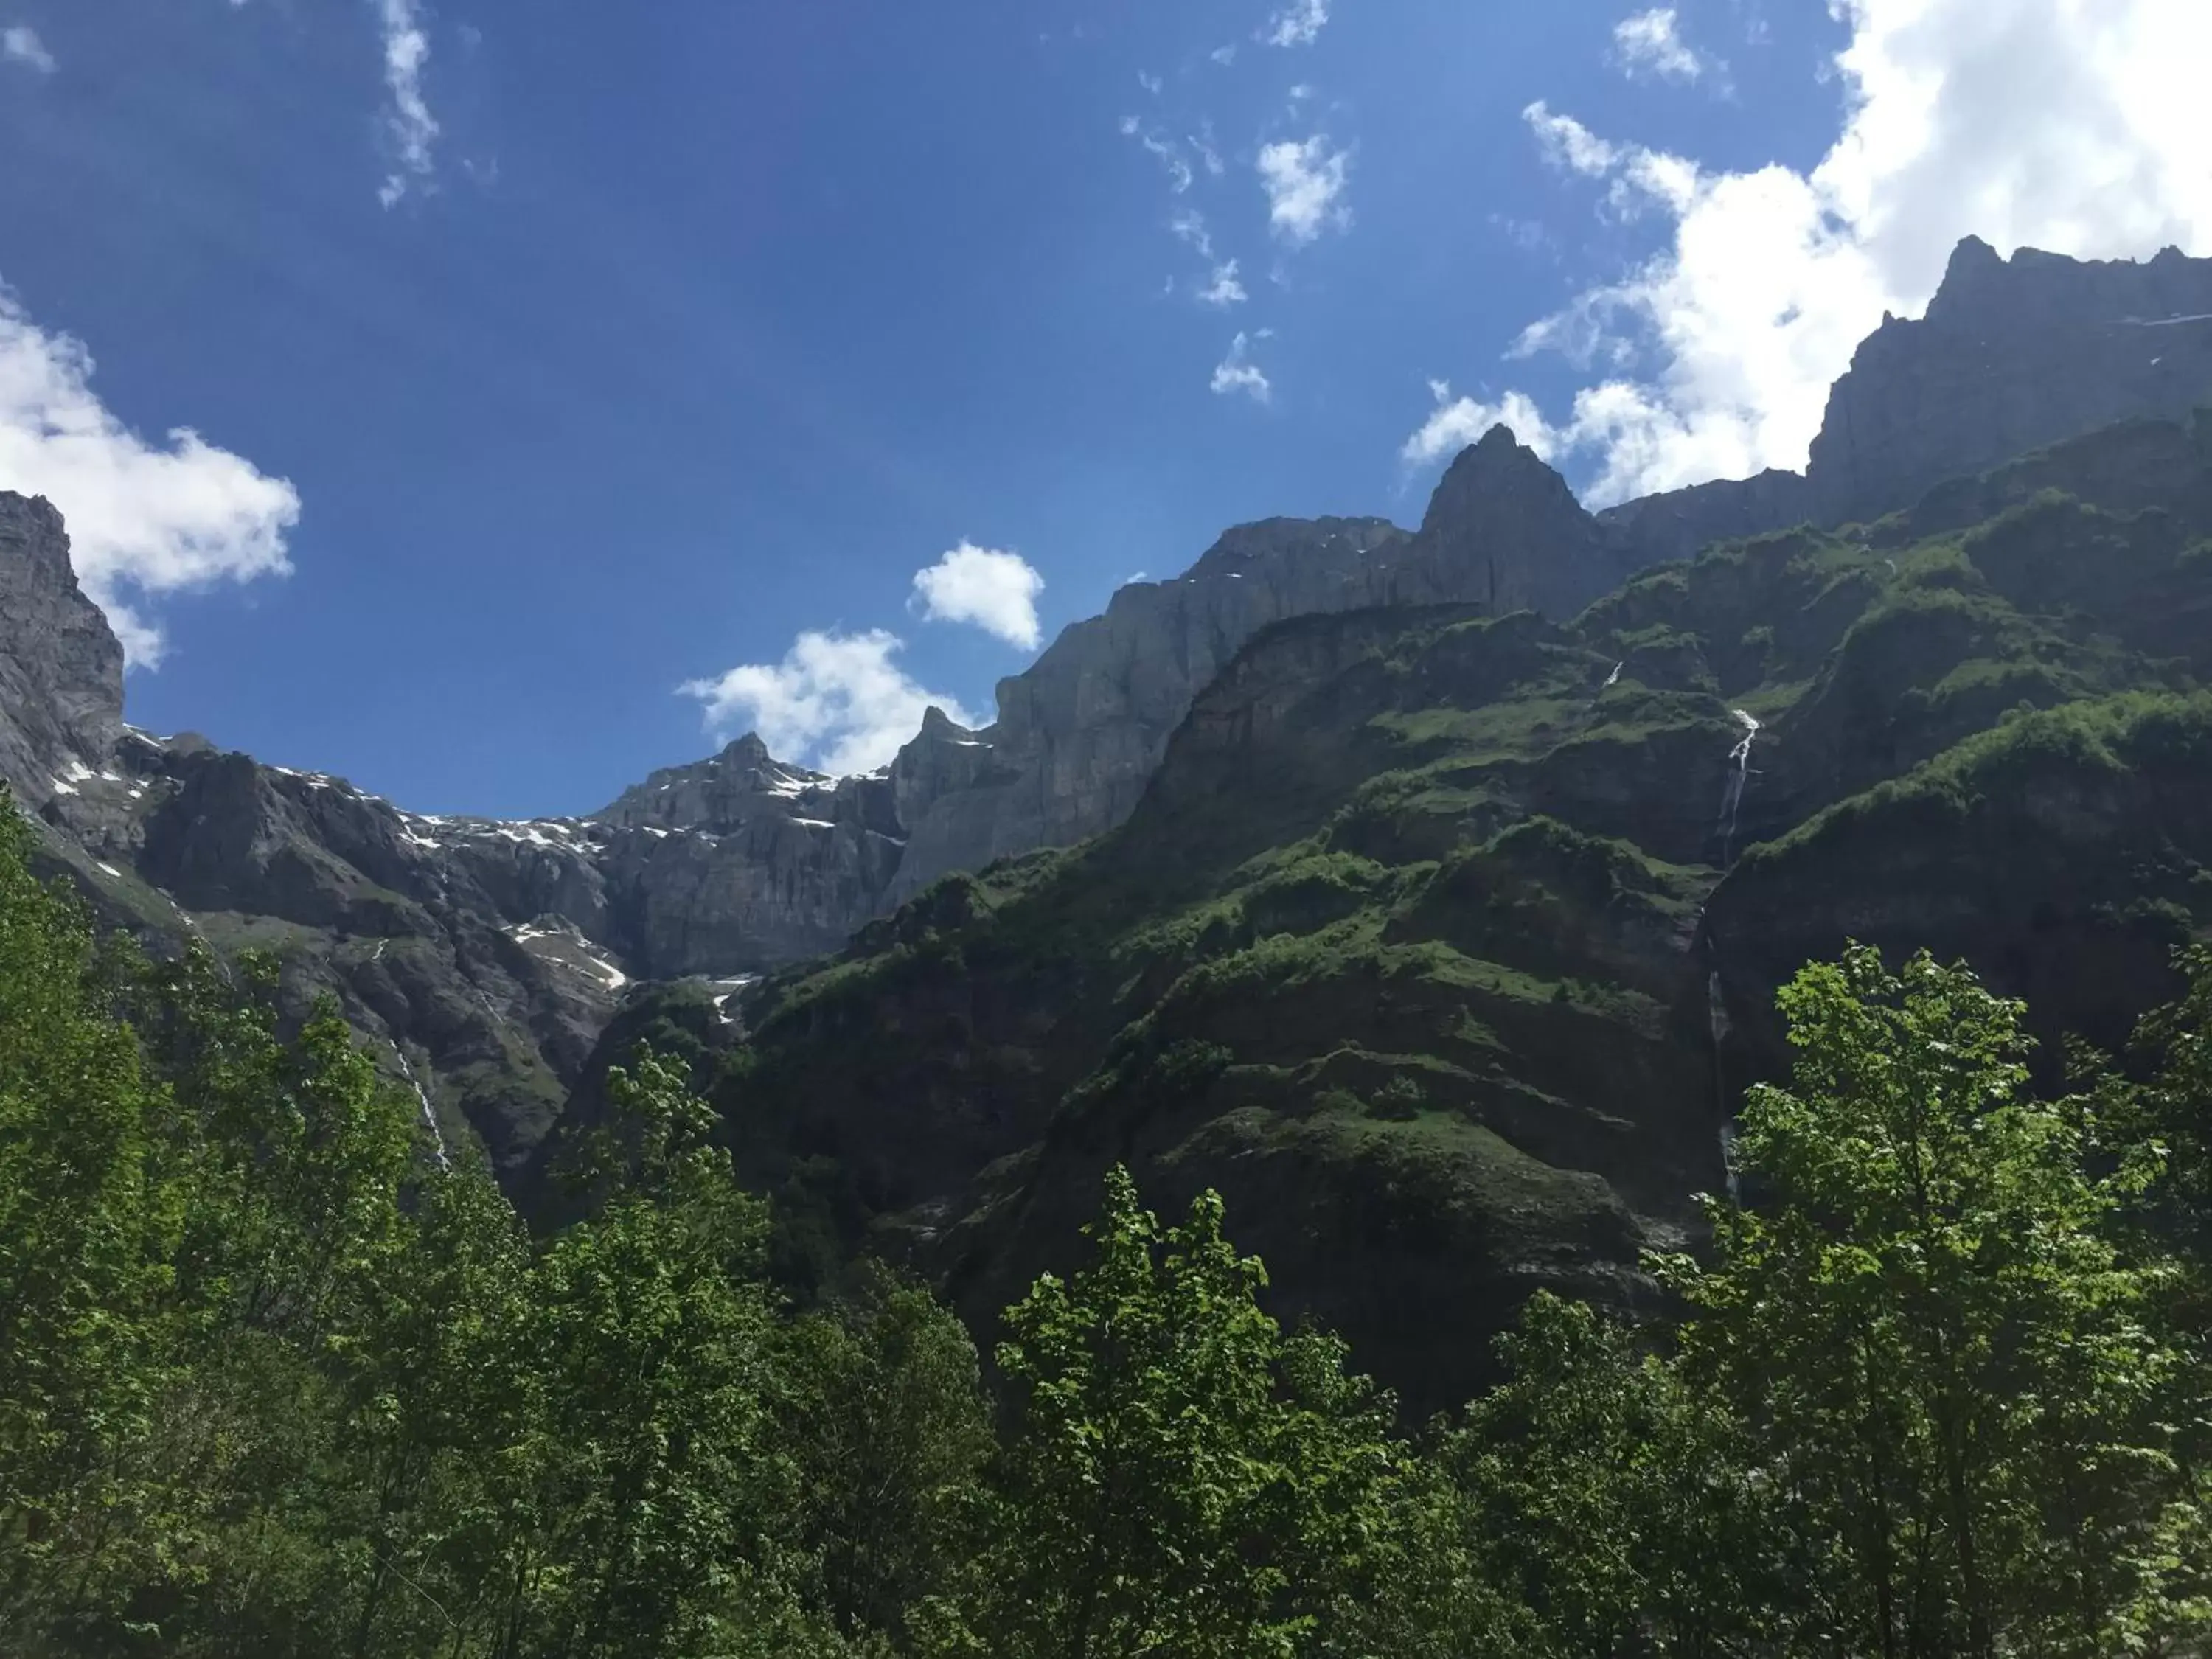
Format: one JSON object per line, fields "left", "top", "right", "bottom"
{"left": 700, "top": 411, "right": 2212, "bottom": 1413}
{"left": 7, "top": 238, "right": 2210, "bottom": 1194}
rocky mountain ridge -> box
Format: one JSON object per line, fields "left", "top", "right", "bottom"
{"left": 4, "top": 237, "right": 2210, "bottom": 1187}
{"left": 712, "top": 405, "right": 2212, "bottom": 1411}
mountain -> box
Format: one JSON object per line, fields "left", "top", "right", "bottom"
{"left": 1596, "top": 237, "right": 2212, "bottom": 559}
{"left": 4, "top": 237, "right": 2211, "bottom": 1252}
{"left": 705, "top": 408, "right": 2212, "bottom": 1414}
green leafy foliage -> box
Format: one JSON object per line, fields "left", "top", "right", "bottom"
{"left": 9, "top": 785, "right": 2212, "bottom": 1654}
{"left": 920, "top": 1166, "right": 1464, "bottom": 1658}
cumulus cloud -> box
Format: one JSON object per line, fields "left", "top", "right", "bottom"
{"left": 1404, "top": 0, "right": 2212, "bottom": 506}
{"left": 1263, "top": 0, "right": 1328, "bottom": 48}
{"left": 909, "top": 540, "right": 1046, "bottom": 650}
{"left": 1198, "top": 259, "right": 1248, "bottom": 307}
{"left": 1399, "top": 380, "right": 1560, "bottom": 467}
{"left": 1210, "top": 330, "right": 1273, "bottom": 403}
{"left": 1612, "top": 8, "right": 1711, "bottom": 83}
{"left": 681, "top": 629, "right": 981, "bottom": 776}
{"left": 1257, "top": 136, "right": 1351, "bottom": 246}
{"left": 0, "top": 288, "right": 299, "bottom": 666}
{"left": 373, "top": 0, "right": 439, "bottom": 207}
{"left": 3, "top": 25, "right": 55, "bottom": 72}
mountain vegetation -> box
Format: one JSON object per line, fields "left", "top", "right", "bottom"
{"left": 7, "top": 794, "right": 2212, "bottom": 1656}
{"left": 7, "top": 243, "right": 2212, "bottom": 1652}
{"left": 674, "top": 411, "right": 2212, "bottom": 1414}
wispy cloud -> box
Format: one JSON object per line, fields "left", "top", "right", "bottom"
{"left": 1210, "top": 330, "right": 1273, "bottom": 403}
{"left": 0, "top": 288, "right": 300, "bottom": 665}
{"left": 1262, "top": 0, "right": 1329, "bottom": 48}
{"left": 1198, "top": 260, "right": 1248, "bottom": 307}
{"left": 1611, "top": 8, "right": 1714, "bottom": 83}
{"left": 1120, "top": 115, "right": 1193, "bottom": 193}
{"left": 1, "top": 25, "right": 55, "bottom": 73}
{"left": 1209, "top": 43, "right": 1237, "bottom": 66}
{"left": 1190, "top": 122, "right": 1225, "bottom": 178}
{"left": 1169, "top": 209, "right": 1215, "bottom": 260}
{"left": 372, "top": 0, "right": 439, "bottom": 207}
{"left": 909, "top": 540, "right": 1046, "bottom": 650}
{"left": 1257, "top": 136, "right": 1352, "bottom": 245}
{"left": 681, "top": 629, "right": 980, "bottom": 776}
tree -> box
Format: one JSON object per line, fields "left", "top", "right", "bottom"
{"left": 925, "top": 1165, "right": 1455, "bottom": 1659}
{"left": 777, "top": 1260, "right": 993, "bottom": 1647}
{"left": 1656, "top": 945, "right": 2195, "bottom": 1658}
{"left": 516, "top": 1054, "right": 835, "bottom": 1659}
{"left": 1441, "top": 1290, "right": 1777, "bottom": 1658}
{"left": 0, "top": 803, "right": 178, "bottom": 1643}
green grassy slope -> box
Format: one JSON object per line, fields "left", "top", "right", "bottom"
{"left": 669, "top": 413, "right": 2212, "bottom": 1414}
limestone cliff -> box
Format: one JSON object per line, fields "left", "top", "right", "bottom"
{"left": 1599, "top": 237, "right": 2212, "bottom": 552}
{"left": 0, "top": 495, "right": 123, "bottom": 807}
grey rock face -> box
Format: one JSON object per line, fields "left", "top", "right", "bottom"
{"left": 1806, "top": 238, "right": 2212, "bottom": 524}
{"left": 1376, "top": 425, "right": 1628, "bottom": 616}
{"left": 0, "top": 495, "right": 123, "bottom": 807}
{"left": 886, "top": 515, "right": 1408, "bottom": 902}
{"left": 1596, "top": 468, "right": 1815, "bottom": 568}
{"left": 1599, "top": 237, "right": 2212, "bottom": 557}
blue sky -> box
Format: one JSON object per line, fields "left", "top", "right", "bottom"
{"left": 0, "top": 0, "right": 2205, "bottom": 816}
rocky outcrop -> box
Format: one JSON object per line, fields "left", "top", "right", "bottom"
{"left": 0, "top": 495, "right": 123, "bottom": 807}
{"left": 1376, "top": 424, "right": 1629, "bottom": 614}
{"left": 591, "top": 733, "right": 908, "bottom": 973}
{"left": 1599, "top": 238, "right": 2212, "bottom": 555}
{"left": 1807, "top": 239, "right": 2212, "bottom": 524}
{"left": 886, "top": 515, "right": 1408, "bottom": 901}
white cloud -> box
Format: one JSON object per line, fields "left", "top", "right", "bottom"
{"left": 1198, "top": 259, "right": 1248, "bottom": 306}
{"left": 1169, "top": 209, "right": 1214, "bottom": 260}
{"left": 681, "top": 629, "right": 981, "bottom": 776}
{"left": 1190, "top": 124, "right": 1225, "bottom": 178}
{"left": 909, "top": 540, "right": 1046, "bottom": 650}
{"left": 1405, "top": 0, "right": 2212, "bottom": 507}
{"left": 0, "top": 288, "right": 299, "bottom": 667}
{"left": 1209, "top": 44, "right": 1237, "bottom": 66}
{"left": 1263, "top": 0, "right": 1328, "bottom": 48}
{"left": 2, "top": 24, "right": 55, "bottom": 72}
{"left": 1526, "top": 101, "right": 1618, "bottom": 177}
{"left": 1257, "top": 135, "right": 1351, "bottom": 246}
{"left": 1210, "top": 330, "right": 1273, "bottom": 403}
{"left": 373, "top": 0, "right": 439, "bottom": 207}
{"left": 1612, "top": 8, "right": 1711, "bottom": 83}
{"left": 1137, "top": 69, "right": 1164, "bottom": 97}
{"left": 1399, "top": 380, "right": 1560, "bottom": 467}
{"left": 1121, "top": 116, "right": 1193, "bottom": 194}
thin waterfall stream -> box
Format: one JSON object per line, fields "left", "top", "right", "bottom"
{"left": 1716, "top": 709, "right": 1761, "bottom": 867}
{"left": 393, "top": 1043, "right": 451, "bottom": 1170}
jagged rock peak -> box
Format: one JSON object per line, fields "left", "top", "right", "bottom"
{"left": 594, "top": 731, "right": 835, "bottom": 832}
{"left": 1376, "top": 422, "right": 1624, "bottom": 617}
{"left": 1596, "top": 236, "right": 2212, "bottom": 564}
{"left": 0, "top": 491, "right": 125, "bottom": 805}
{"left": 1806, "top": 236, "right": 2212, "bottom": 523}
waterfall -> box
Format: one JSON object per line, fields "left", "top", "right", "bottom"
{"left": 1715, "top": 709, "right": 1761, "bottom": 867}
{"left": 392, "top": 1044, "right": 451, "bottom": 1171}
{"left": 1707, "top": 966, "right": 1741, "bottom": 1204}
